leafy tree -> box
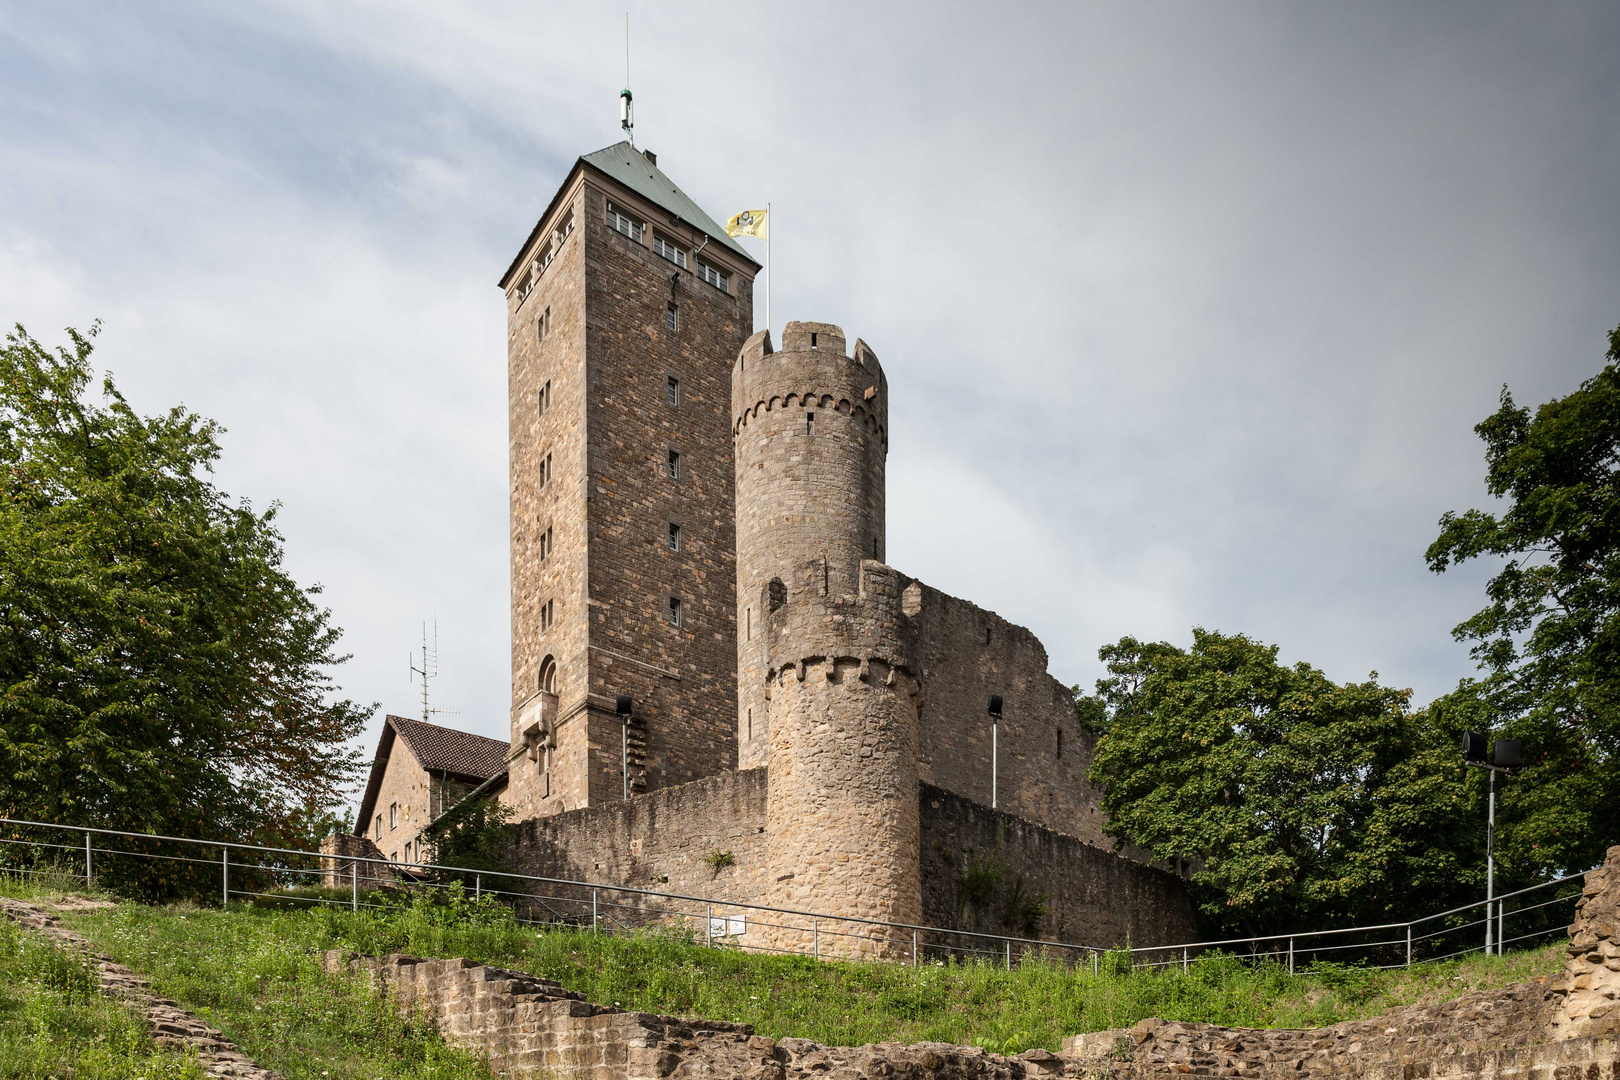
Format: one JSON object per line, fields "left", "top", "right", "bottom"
{"left": 1426, "top": 323, "right": 1620, "bottom": 876}
{"left": 1085, "top": 630, "right": 1478, "bottom": 936}
{"left": 0, "top": 323, "right": 370, "bottom": 889}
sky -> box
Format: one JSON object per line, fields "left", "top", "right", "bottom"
{"left": 3, "top": 2, "right": 1618, "bottom": 815}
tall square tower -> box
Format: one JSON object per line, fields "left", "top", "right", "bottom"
{"left": 498, "top": 143, "right": 758, "bottom": 819}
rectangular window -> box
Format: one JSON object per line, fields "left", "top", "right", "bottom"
{"left": 665, "top": 302, "right": 678, "bottom": 331}
{"left": 537, "top": 379, "right": 551, "bottom": 417}
{"left": 537, "top": 241, "right": 554, "bottom": 272}
{"left": 389, "top": 803, "right": 398, "bottom": 829}
{"left": 538, "top": 307, "right": 551, "bottom": 343}
{"left": 554, "top": 212, "right": 574, "bottom": 245}
{"left": 539, "top": 452, "right": 552, "bottom": 489}
{"left": 653, "top": 234, "right": 687, "bottom": 268}
{"left": 806, "top": 412, "right": 815, "bottom": 436}
{"left": 667, "top": 596, "right": 683, "bottom": 627}
{"left": 697, "top": 261, "right": 728, "bottom": 292}
{"left": 666, "top": 449, "right": 680, "bottom": 480}
{"left": 668, "top": 523, "right": 681, "bottom": 552}
{"left": 607, "top": 202, "right": 643, "bottom": 242}
{"left": 667, "top": 375, "right": 679, "bottom": 405}
{"left": 539, "top": 598, "right": 555, "bottom": 632}
{"left": 539, "top": 525, "right": 553, "bottom": 563}
{"left": 375, "top": 814, "right": 382, "bottom": 838}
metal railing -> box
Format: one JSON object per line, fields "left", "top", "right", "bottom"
{"left": 0, "top": 816, "right": 1589, "bottom": 973}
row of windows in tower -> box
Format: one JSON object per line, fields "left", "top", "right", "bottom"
{"left": 533, "top": 376, "right": 678, "bottom": 429}
{"left": 607, "top": 201, "right": 730, "bottom": 293}
{"left": 535, "top": 593, "right": 685, "bottom": 637}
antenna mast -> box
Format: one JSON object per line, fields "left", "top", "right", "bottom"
{"left": 620, "top": 13, "right": 634, "bottom": 145}
{"left": 409, "top": 620, "right": 439, "bottom": 723}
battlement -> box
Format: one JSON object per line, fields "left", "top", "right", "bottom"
{"left": 760, "top": 558, "right": 918, "bottom": 684}
{"left": 732, "top": 320, "right": 888, "bottom": 446}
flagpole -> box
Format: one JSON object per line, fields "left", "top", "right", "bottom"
{"left": 765, "top": 201, "right": 771, "bottom": 342}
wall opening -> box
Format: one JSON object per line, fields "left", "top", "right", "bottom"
{"left": 768, "top": 578, "right": 786, "bottom": 612}
{"left": 538, "top": 655, "right": 557, "bottom": 694}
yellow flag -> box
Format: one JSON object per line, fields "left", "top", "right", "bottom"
{"left": 725, "top": 208, "right": 768, "bottom": 239}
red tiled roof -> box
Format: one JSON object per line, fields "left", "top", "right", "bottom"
{"left": 387, "top": 715, "right": 508, "bottom": 779}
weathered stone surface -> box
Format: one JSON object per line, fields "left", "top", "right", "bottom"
{"left": 335, "top": 948, "right": 1038, "bottom": 1078}
{"left": 1064, "top": 844, "right": 1620, "bottom": 1077}
{"left": 0, "top": 898, "right": 282, "bottom": 1080}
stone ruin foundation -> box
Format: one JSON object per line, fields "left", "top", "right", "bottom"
{"left": 329, "top": 845, "right": 1620, "bottom": 1079}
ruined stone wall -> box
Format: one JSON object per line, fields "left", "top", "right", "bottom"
{"left": 330, "top": 948, "right": 1054, "bottom": 1079}
{"left": 906, "top": 582, "right": 1112, "bottom": 847}
{"left": 1066, "top": 844, "right": 1620, "bottom": 1078}
{"left": 733, "top": 322, "right": 888, "bottom": 770}
{"left": 319, "top": 831, "right": 407, "bottom": 888}
{"left": 919, "top": 785, "right": 1196, "bottom": 952}
{"left": 504, "top": 769, "right": 768, "bottom": 933}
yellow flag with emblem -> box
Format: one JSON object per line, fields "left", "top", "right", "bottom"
{"left": 725, "top": 208, "right": 768, "bottom": 239}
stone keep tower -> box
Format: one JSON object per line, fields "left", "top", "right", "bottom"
{"left": 733, "top": 323, "right": 920, "bottom": 956}
{"left": 498, "top": 143, "right": 759, "bottom": 820}
{"left": 732, "top": 322, "right": 888, "bottom": 768}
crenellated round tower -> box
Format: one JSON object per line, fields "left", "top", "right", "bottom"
{"left": 732, "top": 321, "right": 888, "bottom": 769}
{"left": 733, "top": 322, "right": 919, "bottom": 958}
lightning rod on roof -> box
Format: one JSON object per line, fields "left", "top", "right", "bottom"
{"left": 620, "top": 13, "right": 634, "bottom": 145}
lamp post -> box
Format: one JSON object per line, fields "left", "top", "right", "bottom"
{"left": 1463, "top": 731, "right": 1521, "bottom": 956}
{"left": 987, "top": 695, "right": 1003, "bottom": 809}
{"left": 616, "top": 695, "right": 633, "bottom": 800}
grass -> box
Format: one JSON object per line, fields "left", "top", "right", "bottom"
{"left": 11, "top": 876, "right": 1566, "bottom": 1060}
{"left": 0, "top": 882, "right": 205, "bottom": 1080}
{"left": 0, "top": 872, "right": 492, "bottom": 1080}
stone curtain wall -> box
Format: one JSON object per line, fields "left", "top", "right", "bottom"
{"left": 919, "top": 785, "right": 1197, "bottom": 953}
{"left": 907, "top": 581, "right": 1112, "bottom": 848}
{"left": 503, "top": 769, "right": 768, "bottom": 933}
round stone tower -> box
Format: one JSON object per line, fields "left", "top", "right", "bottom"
{"left": 732, "top": 321, "right": 888, "bottom": 769}
{"left": 732, "top": 322, "right": 919, "bottom": 958}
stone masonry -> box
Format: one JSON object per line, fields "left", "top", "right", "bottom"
{"left": 501, "top": 143, "right": 758, "bottom": 822}
{"left": 0, "top": 897, "right": 282, "bottom": 1079}
{"left": 327, "top": 845, "right": 1620, "bottom": 1080}
{"left": 447, "top": 142, "right": 1201, "bottom": 954}
{"left": 1065, "top": 844, "right": 1620, "bottom": 1077}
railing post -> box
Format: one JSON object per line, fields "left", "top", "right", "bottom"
{"left": 706, "top": 904, "right": 713, "bottom": 947}
{"left": 813, "top": 917, "right": 819, "bottom": 960}
{"left": 351, "top": 862, "right": 358, "bottom": 912}
{"left": 1005, "top": 940, "right": 1011, "bottom": 970}
{"left": 222, "top": 847, "right": 230, "bottom": 908}
{"left": 913, "top": 929, "right": 919, "bottom": 967}
{"left": 475, "top": 874, "right": 481, "bottom": 901}
{"left": 592, "top": 889, "right": 598, "bottom": 932}
{"left": 1288, "top": 937, "right": 1294, "bottom": 975}
{"left": 84, "top": 831, "right": 92, "bottom": 888}
{"left": 1183, "top": 946, "right": 1189, "bottom": 973}
{"left": 1405, "top": 923, "right": 1412, "bottom": 968}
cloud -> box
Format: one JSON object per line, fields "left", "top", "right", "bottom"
{"left": 3, "top": 0, "right": 1617, "bottom": 816}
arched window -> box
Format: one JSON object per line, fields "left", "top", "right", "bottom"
{"left": 538, "top": 655, "right": 558, "bottom": 694}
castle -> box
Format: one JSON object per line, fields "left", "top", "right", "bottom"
{"left": 331, "top": 141, "right": 1195, "bottom": 956}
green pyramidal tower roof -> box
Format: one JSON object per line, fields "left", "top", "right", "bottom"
{"left": 580, "top": 141, "right": 755, "bottom": 263}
